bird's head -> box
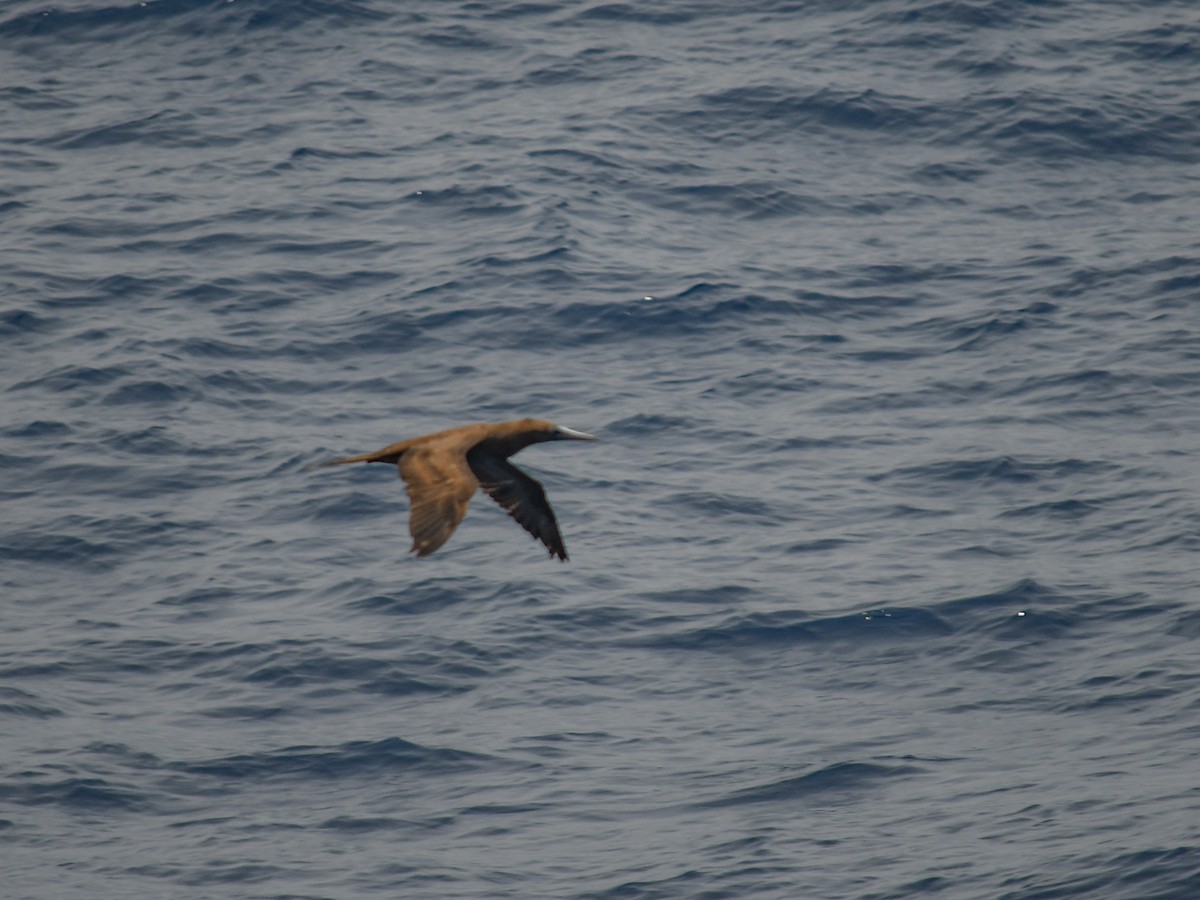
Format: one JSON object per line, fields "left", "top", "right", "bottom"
{"left": 547, "top": 422, "right": 597, "bottom": 442}
{"left": 505, "top": 418, "right": 596, "bottom": 441}
{"left": 490, "top": 418, "right": 597, "bottom": 455}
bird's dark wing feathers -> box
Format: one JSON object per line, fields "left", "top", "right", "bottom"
{"left": 467, "top": 449, "right": 568, "bottom": 560}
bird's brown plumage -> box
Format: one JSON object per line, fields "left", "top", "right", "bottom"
{"left": 321, "top": 418, "right": 595, "bottom": 559}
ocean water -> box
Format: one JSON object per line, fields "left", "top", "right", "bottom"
{"left": 3, "top": 0, "right": 1199, "bottom": 896}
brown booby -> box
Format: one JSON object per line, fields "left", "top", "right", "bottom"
{"left": 321, "top": 418, "right": 596, "bottom": 560}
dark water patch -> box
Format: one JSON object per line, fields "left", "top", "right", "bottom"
{"left": 105, "top": 425, "right": 190, "bottom": 456}
{"left": 246, "top": 657, "right": 400, "bottom": 691}
{"left": 476, "top": 2, "right": 563, "bottom": 21}
{"left": 299, "top": 490, "right": 399, "bottom": 522}
{"left": 473, "top": 245, "right": 576, "bottom": 275}
{"left": 288, "top": 144, "right": 388, "bottom": 162}
{"left": 911, "top": 160, "right": 988, "bottom": 183}
{"left": 262, "top": 237, "right": 378, "bottom": 256}
{"left": 88, "top": 272, "right": 172, "bottom": 301}
{"left": 934, "top": 578, "right": 1060, "bottom": 616}
{"left": 671, "top": 85, "right": 942, "bottom": 144}
{"left": 101, "top": 379, "right": 197, "bottom": 406}
{"left": 811, "top": 381, "right": 970, "bottom": 414}
{"left": 0, "top": 658, "right": 72, "bottom": 679}
{"left": 47, "top": 110, "right": 227, "bottom": 152}
{"left": 197, "top": 704, "right": 288, "bottom": 721}
{"left": 408, "top": 183, "right": 527, "bottom": 215}
{"left": 361, "top": 671, "right": 470, "bottom": 698}
{"left": 870, "top": 455, "right": 1115, "bottom": 490}
{"left": 0, "top": 529, "right": 122, "bottom": 570}
{"left": 1153, "top": 266, "right": 1200, "bottom": 300}
{"left": 846, "top": 347, "right": 925, "bottom": 363}
{"left": 166, "top": 280, "right": 242, "bottom": 307}
{"left": 1038, "top": 254, "right": 1200, "bottom": 301}
{"left": 243, "top": 653, "right": 462, "bottom": 700}
{"left": 942, "top": 543, "right": 1022, "bottom": 561}
{"left": 542, "top": 286, "right": 881, "bottom": 347}
{"left": 884, "top": 504, "right": 954, "bottom": 520}
{"left": 293, "top": 310, "right": 428, "bottom": 359}
{"left": 997, "top": 845, "right": 1200, "bottom": 899}
{"left": 576, "top": 869, "right": 709, "bottom": 900}
{"left": 928, "top": 305, "right": 1053, "bottom": 352}
{"left": 2, "top": 638, "right": 193, "bottom": 680}
{"left": 346, "top": 580, "right": 472, "bottom": 617}
{"left": 321, "top": 814, "right": 442, "bottom": 833}
{"left": 785, "top": 537, "right": 859, "bottom": 554}
{"left": 0, "top": 308, "right": 53, "bottom": 337}
{"left": 745, "top": 432, "right": 845, "bottom": 454}
{"left": 1, "top": 511, "right": 192, "bottom": 566}
{"left": 866, "top": 0, "right": 1056, "bottom": 30}
{"left": 931, "top": 581, "right": 1166, "bottom": 645}
{"left": 198, "top": 368, "right": 327, "bottom": 400}
{"left": 0, "top": 85, "right": 73, "bottom": 113}
{"left": 529, "top": 147, "right": 624, "bottom": 169}
{"left": 641, "top": 182, "right": 935, "bottom": 220}
{"left": 81, "top": 741, "right": 165, "bottom": 771}
{"left": 1113, "top": 23, "right": 1200, "bottom": 65}
{"left": 934, "top": 50, "right": 1026, "bottom": 78}
{"left": 2, "top": 419, "right": 72, "bottom": 439}
{"left": 170, "top": 737, "right": 490, "bottom": 782}
{"left": 604, "top": 413, "right": 705, "bottom": 437}
{"left": 0, "top": 686, "right": 63, "bottom": 719}
{"left": 1052, "top": 680, "right": 1177, "bottom": 715}
{"left": 24, "top": 270, "right": 180, "bottom": 309}
{"left": 240, "top": 0, "right": 388, "bottom": 31}
{"left": 175, "top": 861, "right": 286, "bottom": 887}
{"left": 999, "top": 368, "right": 1190, "bottom": 411}
{"left": 158, "top": 335, "right": 258, "bottom": 360}
{"left": 461, "top": 801, "right": 548, "bottom": 817}
{"left": 0, "top": 1, "right": 194, "bottom": 41}
{"left": 0, "top": 776, "right": 151, "bottom": 813}
{"left": 703, "top": 367, "right": 822, "bottom": 399}
{"left": 840, "top": 261, "right": 968, "bottom": 290}
{"left": 120, "top": 640, "right": 279, "bottom": 679}
{"left": 574, "top": 4, "right": 696, "bottom": 25}
{"left": 967, "top": 606, "right": 1075, "bottom": 643}
{"left": 999, "top": 498, "right": 1103, "bottom": 521}
{"left": 1123, "top": 191, "right": 1176, "bottom": 206}
{"left": 699, "top": 761, "right": 923, "bottom": 809}
{"left": 970, "top": 92, "right": 1200, "bottom": 164}
{"left": 534, "top": 604, "right": 654, "bottom": 637}
{"left": 415, "top": 23, "right": 502, "bottom": 51}
{"left": 646, "top": 605, "right": 954, "bottom": 652}
{"left": 1, "top": 0, "right": 385, "bottom": 47}
{"left": 655, "top": 181, "right": 823, "bottom": 220}
{"left": 237, "top": 637, "right": 494, "bottom": 693}
{"left": 1168, "top": 611, "right": 1200, "bottom": 640}
{"left": 664, "top": 490, "right": 781, "bottom": 523}
{"left": 648, "top": 579, "right": 1112, "bottom": 657}
{"left": 637, "top": 585, "right": 756, "bottom": 607}
{"left": 11, "top": 363, "right": 131, "bottom": 393}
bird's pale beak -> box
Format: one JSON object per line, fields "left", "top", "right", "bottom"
{"left": 554, "top": 425, "right": 597, "bottom": 441}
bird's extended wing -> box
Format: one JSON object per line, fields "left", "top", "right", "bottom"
{"left": 467, "top": 449, "right": 568, "bottom": 560}
{"left": 398, "top": 446, "right": 478, "bottom": 557}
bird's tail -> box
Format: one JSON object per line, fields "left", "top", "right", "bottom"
{"left": 319, "top": 452, "right": 375, "bottom": 467}
{"left": 315, "top": 448, "right": 404, "bottom": 468}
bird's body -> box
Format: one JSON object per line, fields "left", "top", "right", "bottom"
{"left": 321, "top": 418, "right": 595, "bottom": 559}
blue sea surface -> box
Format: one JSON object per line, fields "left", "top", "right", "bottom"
{"left": 3, "top": 0, "right": 1199, "bottom": 897}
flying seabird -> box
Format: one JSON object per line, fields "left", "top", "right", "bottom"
{"left": 321, "top": 418, "right": 596, "bottom": 560}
